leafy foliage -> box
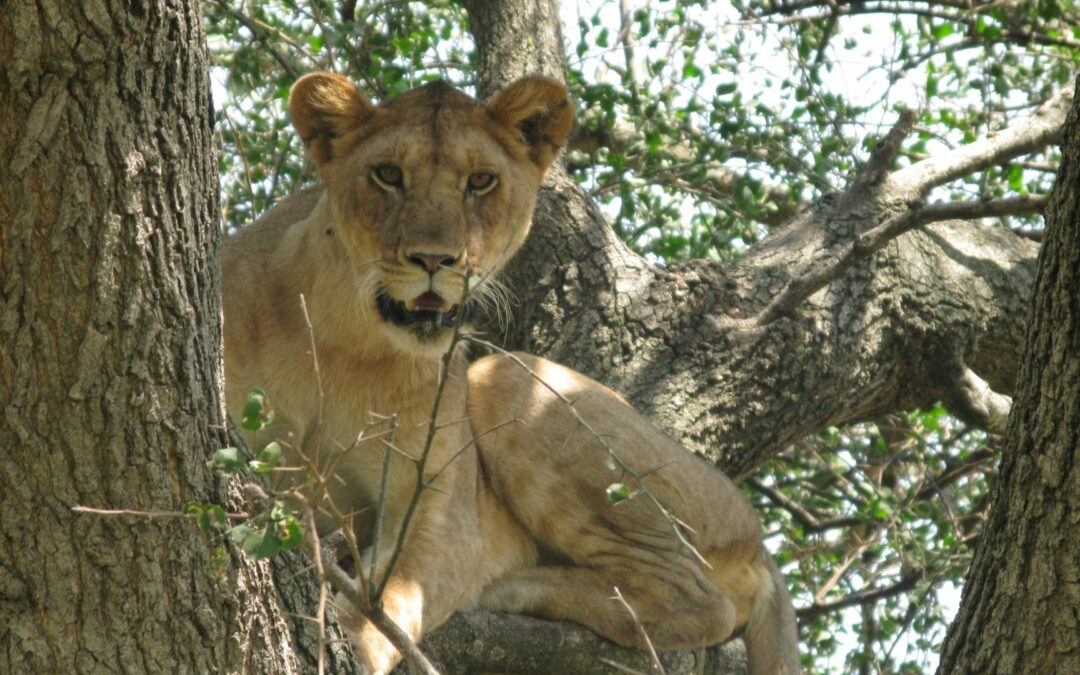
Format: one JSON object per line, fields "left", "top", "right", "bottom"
{"left": 752, "top": 410, "right": 995, "bottom": 672}
{"left": 191, "top": 389, "right": 301, "bottom": 571}
{"left": 205, "top": 1, "right": 1077, "bottom": 672}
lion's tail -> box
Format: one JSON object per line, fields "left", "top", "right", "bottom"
{"left": 743, "top": 548, "right": 801, "bottom": 675}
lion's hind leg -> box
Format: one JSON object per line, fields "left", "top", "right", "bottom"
{"left": 477, "top": 565, "right": 739, "bottom": 651}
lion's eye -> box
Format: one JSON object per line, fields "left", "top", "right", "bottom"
{"left": 372, "top": 165, "right": 403, "bottom": 191}
{"left": 467, "top": 172, "right": 497, "bottom": 195}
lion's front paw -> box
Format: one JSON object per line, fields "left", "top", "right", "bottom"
{"left": 476, "top": 579, "right": 527, "bottom": 614}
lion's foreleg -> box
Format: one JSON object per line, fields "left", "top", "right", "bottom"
{"left": 343, "top": 477, "right": 485, "bottom": 674}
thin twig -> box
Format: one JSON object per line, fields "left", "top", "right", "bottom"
{"left": 611, "top": 586, "right": 665, "bottom": 674}
{"left": 304, "top": 501, "right": 329, "bottom": 675}
{"left": 208, "top": 0, "right": 306, "bottom": 79}
{"left": 71, "top": 505, "right": 250, "bottom": 520}
{"left": 221, "top": 110, "right": 259, "bottom": 220}
{"left": 426, "top": 418, "right": 518, "bottom": 487}
{"left": 374, "top": 268, "right": 476, "bottom": 601}
{"left": 299, "top": 295, "right": 325, "bottom": 467}
{"left": 797, "top": 571, "right": 922, "bottom": 623}
{"left": 598, "top": 658, "right": 652, "bottom": 675}
{"left": 368, "top": 416, "right": 397, "bottom": 604}
{"left": 304, "top": 528, "right": 440, "bottom": 675}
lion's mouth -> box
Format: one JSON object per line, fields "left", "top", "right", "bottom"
{"left": 376, "top": 288, "right": 471, "bottom": 331}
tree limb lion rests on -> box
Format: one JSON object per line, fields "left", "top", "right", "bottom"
{"left": 220, "top": 72, "right": 799, "bottom": 674}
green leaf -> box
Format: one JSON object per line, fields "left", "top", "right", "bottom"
{"left": 187, "top": 503, "right": 228, "bottom": 536}
{"left": 241, "top": 388, "right": 273, "bottom": 431}
{"left": 250, "top": 441, "right": 283, "bottom": 474}
{"left": 932, "top": 23, "right": 954, "bottom": 40}
{"left": 229, "top": 523, "right": 281, "bottom": 559}
{"left": 1007, "top": 164, "right": 1024, "bottom": 191}
{"left": 211, "top": 447, "right": 247, "bottom": 475}
{"left": 606, "top": 482, "right": 631, "bottom": 504}
{"left": 277, "top": 519, "right": 302, "bottom": 550}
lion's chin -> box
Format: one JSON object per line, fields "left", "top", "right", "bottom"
{"left": 375, "top": 288, "right": 472, "bottom": 350}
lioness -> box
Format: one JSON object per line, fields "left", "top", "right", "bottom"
{"left": 222, "top": 72, "right": 799, "bottom": 674}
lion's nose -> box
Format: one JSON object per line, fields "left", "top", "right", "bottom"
{"left": 407, "top": 252, "right": 459, "bottom": 273}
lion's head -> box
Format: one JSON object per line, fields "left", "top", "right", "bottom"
{"left": 289, "top": 73, "right": 573, "bottom": 354}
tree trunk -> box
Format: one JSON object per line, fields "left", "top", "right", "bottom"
{"left": 0, "top": 2, "right": 355, "bottom": 672}
{"left": 936, "top": 74, "right": 1080, "bottom": 675}
{"left": 462, "top": 0, "right": 567, "bottom": 98}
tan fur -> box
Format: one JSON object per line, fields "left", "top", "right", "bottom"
{"left": 222, "top": 73, "right": 798, "bottom": 674}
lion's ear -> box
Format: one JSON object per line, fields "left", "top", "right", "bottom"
{"left": 289, "top": 72, "right": 375, "bottom": 167}
{"left": 487, "top": 76, "right": 574, "bottom": 171}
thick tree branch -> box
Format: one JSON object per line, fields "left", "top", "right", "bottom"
{"left": 937, "top": 71, "right": 1080, "bottom": 675}
{"left": 853, "top": 108, "right": 917, "bottom": 188}
{"left": 739, "top": 194, "right": 1047, "bottom": 328}
{"left": 491, "top": 96, "right": 1046, "bottom": 480}
{"left": 412, "top": 611, "right": 749, "bottom": 675}
{"left": 892, "top": 84, "right": 1073, "bottom": 196}
{"left": 450, "top": 1, "right": 1067, "bottom": 672}
{"left": 938, "top": 363, "right": 1013, "bottom": 435}
{"left": 461, "top": 0, "right": 566, "bottom": 97}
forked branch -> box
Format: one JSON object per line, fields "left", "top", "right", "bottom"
{"left": 891, "top": 84, "right": 1073, "bottom": 196}
{"left": 739, "top": 195, "right": 1048, "bottom": 328}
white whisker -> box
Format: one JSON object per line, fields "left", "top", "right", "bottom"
{"left": 470, "top": 273, "right": 515, "bottom": 333}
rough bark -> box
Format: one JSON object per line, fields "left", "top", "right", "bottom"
{"left": 415, "top": 611, "right": 748, "bottom": 675}
{"left": 0, "top": 2, "right": 355, "bottom": 673}
{"left": 936, "top": 74, "right": 1080, "bottom": 675}
{"left": 462, "top": 0, "right": 567, "bottom": 99}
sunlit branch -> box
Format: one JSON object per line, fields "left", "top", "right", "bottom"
{"left": 892, "top": 85, "right": 1073, "bottom": 196}
{"left": 939, "top": 363, "right": 1013, "bottom": 435}
{"left": 735, "top": 193, "right": 1047, "bottom": 328}
{"left": 854, "top": 109, "right": 918, "bottom": 188}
